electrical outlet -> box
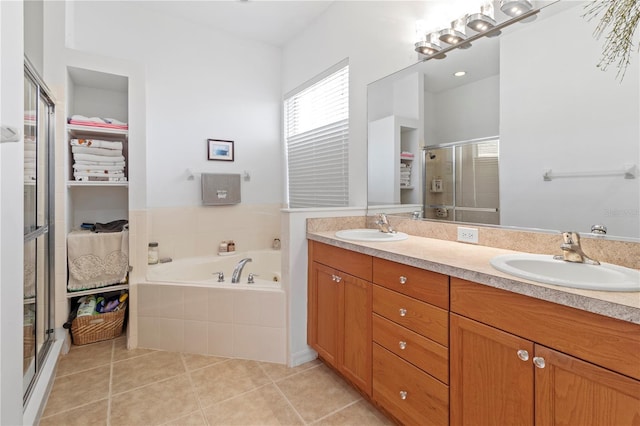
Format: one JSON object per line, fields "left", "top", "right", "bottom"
{"left": 457, "top": 226, "right": 478, "bottom": 244}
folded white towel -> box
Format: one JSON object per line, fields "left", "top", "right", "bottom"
{"left": 70, "top": 138, "right": 123, "bottom": 151}
{"left": 74, "top": 171, "right": 125, "bottom": 177}
{"left": 73, "top": 164, "right": 124, "bottom": 172}
{"left": 75, "top": 160, "right": 125, "bottom": 167}
{"left": 75, "top": 176, "right": 127, "bottom": 182}
{"left": 73, "top": 153, "right": 126, "bottom": 163}
{"left": 72, "top": 146, "right": 123, "bottom": 157}
{"left": 104, "top": 118, "right": 128, "bottom": 126}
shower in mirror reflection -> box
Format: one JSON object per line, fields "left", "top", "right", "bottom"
{"left": 424, "top": 138, "right": 500, "bottom": 224}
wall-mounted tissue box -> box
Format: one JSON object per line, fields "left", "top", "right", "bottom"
{"left": 202, "top": 173, "right": 241, "bottom": 205}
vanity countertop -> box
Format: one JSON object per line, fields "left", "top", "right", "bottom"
{"left": 307, "top": 231, "right": 640, "bottom": 325}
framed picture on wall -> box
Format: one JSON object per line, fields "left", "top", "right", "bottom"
{"left": 207, "top": 139, "right": 234, "bottom": 161}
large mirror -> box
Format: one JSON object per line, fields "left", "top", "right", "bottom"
{"left": 367, "top": 0, "right": 639, "bottom": 240}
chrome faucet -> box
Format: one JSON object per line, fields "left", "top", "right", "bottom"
{"left": 553, "top": 231, "right": 600, "bottom": 265}
{"left": 231, "top": 258, "right": 252, "bottom": 283}
{"left": 376, "top": 213, "right": 395, "bottom": 233}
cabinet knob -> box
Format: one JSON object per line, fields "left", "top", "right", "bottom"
{"left": 334, "top": 275, "right": 342, "bottom": 283}
{"left": 517, "top": 349, "right": 529, "bottom": 361}
{"left": 399, "top": 390, "right": 408, "bottom": 400}
{"left": 399, "top": 308, "right": 407, "bottom": 317}
{"left": 399, "top": 341, "right": 407, "bottom": 350}
{"left": 399, "top": 276, "right": 407, "bottom": 285}
{"left": 533, "top": 356, "right": 546, "bottom": 369}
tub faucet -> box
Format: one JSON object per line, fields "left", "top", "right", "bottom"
{"left": 376, "top": 213, "right": 395, "bottom": 233}
{"left": 553, "top": 231, "right": 600, "bottom": 265}
{"left": 231, "top": 258, "right": 252, "bottom": 283}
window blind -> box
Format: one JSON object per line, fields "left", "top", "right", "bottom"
{"left": 285, "top": 64, "right": 349, "bottom": 208}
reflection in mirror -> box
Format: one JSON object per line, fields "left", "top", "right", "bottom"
{"left": 367, "top": 1, "right": 639, "bottom": 240}
{"left": 425, "top": 138, "right": 500, "bottom": 224}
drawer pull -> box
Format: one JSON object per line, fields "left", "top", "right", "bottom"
{"left": 399, "top": 308, "right": 407, "bottom": 317}
{"left": 533, "top": 356, "right": 546, "bottom": 369}
{"left": 399, "top": 276, "right": 407, "bottom": 285}
{"left": 517, "top": 349, "right": 529, "bottom": 362}
{"left": 399, "top": 390, "right": 408, "bottom": 400}
{"left": 399, "top": 341, "right": 407, "bottom": 350}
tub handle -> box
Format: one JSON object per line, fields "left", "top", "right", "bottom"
{"left": 213, "top": 271, "right": 225, "bottom": 282}
{"left": 247, "top": 273, "right": 258, "bottom": 284}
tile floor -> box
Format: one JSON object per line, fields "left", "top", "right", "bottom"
{"left": 40, "top": 337, "right": 393, "bottom": 426}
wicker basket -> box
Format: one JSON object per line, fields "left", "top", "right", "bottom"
{"left": 71, "top": 307, "right": 126, "bottom": 346}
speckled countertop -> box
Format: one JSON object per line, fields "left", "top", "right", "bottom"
{"left": 307, "top": 231, "right": 640, "bottom": 325}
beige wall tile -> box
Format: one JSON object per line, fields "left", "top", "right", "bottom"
{"left": 183, "top": 320, "right": 208, "bottom": 355}
{"left": 233, "top": 324, "right": 286, "bottom": 363}
{"left": 156, "top": 318, "right": 185, "bottom": 352}
{"left": 207, "top": 322, "right": 235, "bottom": 358}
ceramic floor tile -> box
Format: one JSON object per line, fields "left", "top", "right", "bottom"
{"left": 42, "top": 365, "right": 111, "bottom": 417}
{"left": 189, "top": 358, "right": 271, "bottom": 408}
{"left": 181, "top": 352, "right": 229, "bottom": 371}
{"left": 202, "top": 384, "right": 304, "bottom": 426}
{"left": 259, "top": 359, "right": 322, "bottom": 382}
{"left": 111, "top": 350, "right": 186, "bottom": 394}
{"left": 56, "top": 340, "right": 113, "bottom": 376}
{"left": 40, "top": 399, "right": 109, "bottom": 426}
{"left": 276, "top": 364, "right": 361, "bottom": 423}
{"left": 313, "top": 400, "right": 394, "bottom": 426}
{"left": 112, "top": 335, "right": 157, "bottom": 362}
{"left": 110, "top": 374, "right": 199, "bottom": 426}
{"left": 162, "top": 410, "right": 207, "bottom": 426}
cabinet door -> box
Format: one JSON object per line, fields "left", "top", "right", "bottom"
{"left": 340, "top": 273, "right": 372, "bottom": 396}
{"left": 450, "top": 314, "right": 534, "bottom": 426}
{"left": 309, "top": 262, "right": 340, "bottom": 367}
{"left": 535, "top": 345, "right": 640, "bottom": 426}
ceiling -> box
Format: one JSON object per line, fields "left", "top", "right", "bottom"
{"left": 136, "top": 1, "right": 334, "bottom": 47}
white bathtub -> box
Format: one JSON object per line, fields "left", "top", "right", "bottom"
{"left": 139, "top": 249, "right": 286, "bottom": 363}
{"left": 146, "top": 250, "right": 282, "bottom": 289}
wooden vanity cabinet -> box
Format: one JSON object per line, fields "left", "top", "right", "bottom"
{"left": 371, "top": 258, "right": 450, "bottom": 426}
{"left": 308, "top": 241, "right": 373, "bottom": 396}
{"left": 450, "top": 277, "right": 640, "bottom": 426}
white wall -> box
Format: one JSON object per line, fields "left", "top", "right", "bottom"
{"left": 432, "top": 74, "right": 499, "bottom": 144}
{"left": 0, "top": 2, "right": 25, "bottom": 423}
{"left": 68, "top": 1, "right": 283, "bottom": 208}
{"left": 500, "top": 4, "right": 640, "bottom": 237}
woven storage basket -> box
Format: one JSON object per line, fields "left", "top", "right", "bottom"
{"left": 71, "top": 308, "right": 126, "bottom": 346}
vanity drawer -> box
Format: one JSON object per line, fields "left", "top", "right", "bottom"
{"left": 373, "top": 343, "right": 449, "bottom": 426}
{"left": 373, "top": 313, "right": 448, "bottom": 384}
{"left": 373, "top": 257, "right": 449, "bottom": 309}
{"left": 373, "top": 285, "right": 448, "bottom": 347}
{"left": 310, "top": 241, "right": 372, "bottom": 281}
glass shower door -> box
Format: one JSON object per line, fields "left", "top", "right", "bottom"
{"left": 23, "top": 62, "right": 55, "bottom": 401}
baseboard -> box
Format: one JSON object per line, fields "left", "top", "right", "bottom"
{"left": 289, "top": 346, "right": 318, "bottom": 367}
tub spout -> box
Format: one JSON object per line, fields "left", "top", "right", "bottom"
{"left": 231, "top": 258, "right": 252, "bottom": 283}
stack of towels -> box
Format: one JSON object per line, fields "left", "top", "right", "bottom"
{"left": 24, "top": 136, "right": 36, "bottom": 183}
{"left": 400, "top": 162, "right": 412, "bottom": 187}
{"left": 71, "top": 138, "right": 127, "bottom": 182}
{"left": 68, "top": 115, "right": 128, "bottom": 130}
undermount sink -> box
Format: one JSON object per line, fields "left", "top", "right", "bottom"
{"left": 335, "top": 229, "right": 409, "bottom": 242}
{"left": 490, "top": 253, "right": 640, "bottom": 292}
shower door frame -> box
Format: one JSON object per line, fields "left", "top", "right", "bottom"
{"left": 23, "top": 57, "right": 56, "bottom": 404}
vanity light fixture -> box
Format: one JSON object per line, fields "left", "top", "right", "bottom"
{"left": 466, "top": 1, "right": 501, "bottom": 37}
{"left": 438, "top": 16, "right": 471, "bottom": 49}
{"left": 500, "top": 0, "right": 534, "bottom": 18}
{"left": 415, "top": 31, "right": 445, "bottom": 58}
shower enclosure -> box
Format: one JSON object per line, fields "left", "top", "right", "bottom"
{"left": 423, "top": 137, "right": 500, "bottom": 225}
{"left": 23, "top": 59, "right": 55, "bottom": 402}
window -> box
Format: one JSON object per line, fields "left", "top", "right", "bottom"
{"left": 284, "top": 61, "right": 349, "bottom": 208}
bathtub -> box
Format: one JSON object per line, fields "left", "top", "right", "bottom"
{"left": 139, "top": 249, "right": 286, "bottom": 363}
{"left": 146, "top": 250, "right": 282, "bottom": 289}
